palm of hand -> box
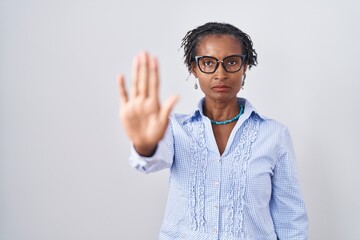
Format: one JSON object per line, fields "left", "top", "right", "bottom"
{"left": 117, "top": 52, "right": 178, "bottom": 156}
{"left": 120, "top": 97, "right": 164, "bottom": 147}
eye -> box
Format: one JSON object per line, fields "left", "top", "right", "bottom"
{"left": 225, "top": 57, "right": 239, "bottom": 66}
{"left": 201, "top": 58, "right": 216, "bottom": 66}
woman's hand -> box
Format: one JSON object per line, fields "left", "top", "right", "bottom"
{"left": 117, "top": 52, "right": 179, "bottom": 156}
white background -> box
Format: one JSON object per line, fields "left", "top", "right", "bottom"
{"left": 1, "top": 0, "right": 359, "bottom": 239}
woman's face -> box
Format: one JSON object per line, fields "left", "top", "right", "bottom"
{"left": 192, "top": 34, "right": 246, "bottom": 103}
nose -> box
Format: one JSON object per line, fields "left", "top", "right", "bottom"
{"left": 214, "top": 61, "right": 227, "bottom": 79}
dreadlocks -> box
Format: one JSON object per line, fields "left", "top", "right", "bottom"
{"left": 181, "top": 22, "right": 258, "bottom": 73}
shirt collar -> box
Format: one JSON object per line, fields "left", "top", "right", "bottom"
{"left": 181, "top": 97, "right": 266, "bottom": 125}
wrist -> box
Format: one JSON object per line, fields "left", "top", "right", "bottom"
{"left": 134, "top": 144, "right": 157, "bottom": 157}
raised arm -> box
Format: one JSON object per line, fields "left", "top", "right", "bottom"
{"left": 117, "top": 52, "right": 179, "bottom": 156}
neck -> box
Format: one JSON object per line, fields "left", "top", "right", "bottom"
{"left": 204, "top": 98, "right": 239, "bottom": 121}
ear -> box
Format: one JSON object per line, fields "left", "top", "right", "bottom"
{"left": 243, "top": 64, "right": 248, "bottom": 74}
{"left": 191, "top": 63, "right": 198, "bottom": 78}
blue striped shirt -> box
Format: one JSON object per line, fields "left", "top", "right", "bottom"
{"left": 129, "top": 98, "right": 308, "bottom": 240}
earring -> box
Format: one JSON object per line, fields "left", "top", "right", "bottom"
{"left": 186, "top": 72, "right": 198, "bottom": 89}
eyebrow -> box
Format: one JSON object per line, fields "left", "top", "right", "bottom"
{"left": 195, "top": 54, "right": 244, "bottom": 59}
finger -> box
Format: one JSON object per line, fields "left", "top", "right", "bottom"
{"left": 149, "top": 55, "right": 159, "bottom": 100}
{"left": 117, "top": 74, "right": 128, "bottom": 105}
{"left": 159, "top": 95, "right": 179, "bottom": 123}
{"left": 130, "top": 55, "right": 139, "bottom": 99}
{"left": 137, "top": 51, "right": 149, "bottom": 98}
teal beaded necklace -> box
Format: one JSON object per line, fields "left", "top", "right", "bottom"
{"left": 210, "top": 105, "right": 245, "bottom": 125}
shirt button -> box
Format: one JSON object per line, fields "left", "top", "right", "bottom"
{"left": 214, "top": 181, "right": 220, "bottom": 187}
{"left": 214, "top": 205, "right": 219, "bottom": 210}
{"left": 213, "top": 228, "right": 218, "bottom": 234}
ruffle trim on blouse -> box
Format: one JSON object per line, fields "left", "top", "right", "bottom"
{"left": 186, "top": 120, "right": 208, "bottom": 231}
{"left": 225, "top": 115, "right": 260, "bottom": 237}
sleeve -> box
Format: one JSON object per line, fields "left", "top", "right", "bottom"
{"left": 128, "top": 121, "right": 174, "bottom": 174}
{"left": 270, "top": 127, "right": 309, "bottom": 239}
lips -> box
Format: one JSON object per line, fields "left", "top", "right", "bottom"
{"left": 212, "top": 85, "right": 230, "bottom": 92}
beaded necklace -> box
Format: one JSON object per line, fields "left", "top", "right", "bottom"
{"left": 209, "top": 105, "right": 244, "bottom": 125}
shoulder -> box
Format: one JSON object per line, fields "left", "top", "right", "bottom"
{"left": 242, "top": 98, "right": 290, "bottom": 140}
{"left": 259, "top": 115, "right": 288, "bottom": 132}
{"left": 168, "top": 111, "right": 200, "bottom": 132}
{"left": 169, "top": 112, "right": 196, "bottom": 125}
{"left": 254, "top": 114, "right": 290, "bottom": 145}
{"left": 243, "top": 98, "right": 286, "bottom": 128}
{"left": 169, "top": 99, "right": 203, "bottom": 126}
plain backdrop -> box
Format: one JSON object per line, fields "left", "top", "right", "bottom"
{"left": 1, "top": 0, "right": 359, "bottom": 239}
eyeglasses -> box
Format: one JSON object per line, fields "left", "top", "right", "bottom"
{"left": 194, "top": 54, "right": 246, "bottom": 74}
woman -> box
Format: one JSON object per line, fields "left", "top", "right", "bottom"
{"left": 117, "top": 22, "right": 308, "bottom": 240}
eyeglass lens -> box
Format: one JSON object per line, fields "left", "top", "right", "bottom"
{"left": 197, "top": 55, "right": 243, "bottom": 73}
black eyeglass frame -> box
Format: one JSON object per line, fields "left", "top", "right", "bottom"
{"left": 194, "top": 54, "right": 247, "bottom": 74}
